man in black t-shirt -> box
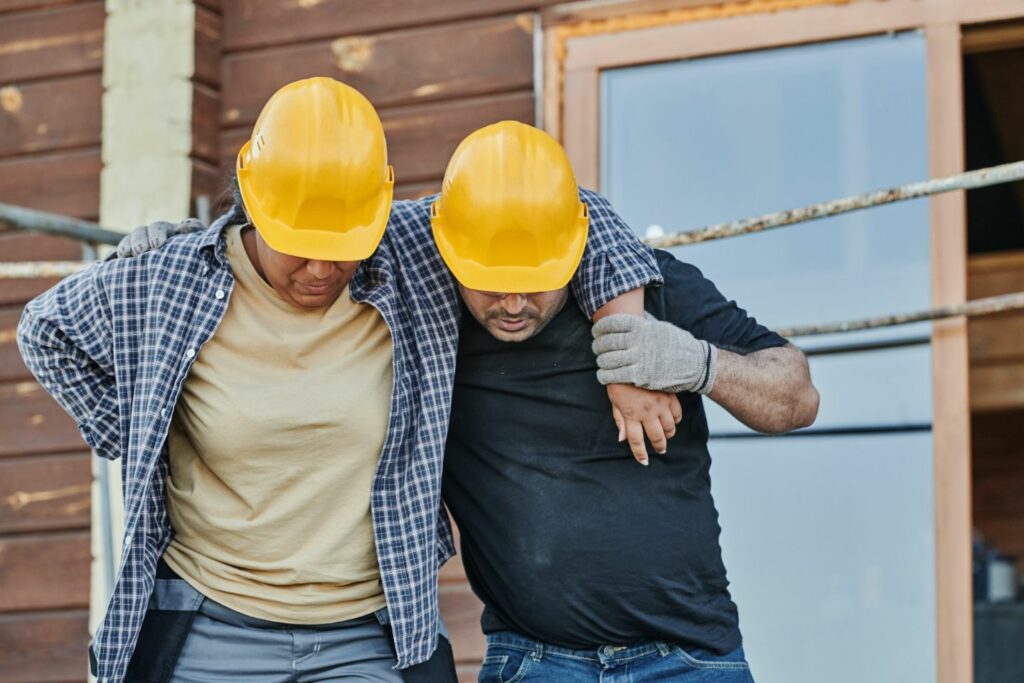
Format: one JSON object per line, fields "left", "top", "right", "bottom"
{"left": 432, "top": 125, "right": 819, "bottom": 683}
{"left": 445, "top": 248, "right": 818, "bottom": 683}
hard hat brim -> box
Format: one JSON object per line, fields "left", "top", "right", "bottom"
{"left": 432, "top": 213, "right": 589, "bottom": 293}
{"left": 237, "top": 142, "right": 394, "bottom": 261}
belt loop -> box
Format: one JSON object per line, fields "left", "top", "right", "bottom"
{"left": 374, "top": 607, "right": 390, "bottom": 626}
{"left": 655, "top": 641, "right": 671, "bottom": 656}
{"left": 532, "top": 642, "right": 544, "bottom": 662}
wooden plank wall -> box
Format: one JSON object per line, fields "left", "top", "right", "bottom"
{"left": 0, "top": 0, "right": 103, "bottom": 680}
{"left": 217, "top": 2, "right": 559, "bottom": 678}
{"left": 968, "top": 251, "right": 1024, "bottom": 564}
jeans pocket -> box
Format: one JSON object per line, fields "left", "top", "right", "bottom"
{"left": 672, "top": 645, "right": 751, "bottom": 671}
{"left": 478, "top": 648, "right": 533, "bottom": 683}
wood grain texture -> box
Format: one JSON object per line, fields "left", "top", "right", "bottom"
{"left": 221, "top": 0, "right": 556, "bottom": 52}
{"left": 220, "top": 15, "right": 534, "bottom": 128}
{"left": 192, "top": 83, "right": 221, "bottom": 165}
{"left": 0, "top": 74, "right": 101, "bottom": 159}
{"left": 0, "top": 531, "right": 90, "bottom": 611}
{"left": 221, "top": 91, "right": 535, "bottom": 185}
{"left": 194, "top": 4, "right": 222, "bottom": 89}
{"left": 0, "top": 148, "right": 101, "bottom": 219}
{"left": 0, "top": 453, "right": 91, "bottom": 534}
{"left": 0, "top": 1, "right": 103, "bottom": 82}
{"left": 0, "top": 609, "right": 89, "bottom": 682}
{"left": 0, "top": 307, "right": 31, "bottom": 382}
{"left": 0, "top": 381, "right": 84, "bottom": 458}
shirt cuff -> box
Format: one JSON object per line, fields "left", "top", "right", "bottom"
{"left": 571, "top": 241, "right": 664, "bottom": 319}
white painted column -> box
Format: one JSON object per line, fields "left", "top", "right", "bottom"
{"left": 92, "top": 0, "right": 197, "bottom": 641}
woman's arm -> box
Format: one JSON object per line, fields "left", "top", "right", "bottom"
{"left": 17, "top": 266, "right": 121, "bottom": 461}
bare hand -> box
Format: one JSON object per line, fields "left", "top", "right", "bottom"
{"left": 606, "top": 383, "right": 683, "bottom": 465}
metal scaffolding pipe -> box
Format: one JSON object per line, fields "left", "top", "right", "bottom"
{"left": 0, "top": 203, "right": 123, "bottom": 246}
{"left": 645, "top": 160, "right": 1024, "bottom": 248}
{"left": 776, "top": 292, "right": 1024, "bottom": 338}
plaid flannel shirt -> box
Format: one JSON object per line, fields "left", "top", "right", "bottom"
{"left": 17, "top": 190, "right": 661, "bottom": 682}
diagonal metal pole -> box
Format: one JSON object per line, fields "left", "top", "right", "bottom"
{"left": 645, "top": 160, "right": 1024, "bottom": 248}
{"left": 776, "top": 292, "right": 1024, "bottom": 338}
{"left": 0, "top": 203, "right": 123, "bottom": 246}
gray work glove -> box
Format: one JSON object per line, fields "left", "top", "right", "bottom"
{"left": 591, "top": 314, "right": 718, "bottom": 395}
{"left": 116, "top": 218, "right": 206, "bottom": 258}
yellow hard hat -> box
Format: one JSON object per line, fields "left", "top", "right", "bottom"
{"left": 431, "top": 121, "right": 589, "bottom": 292}
{"left": 236, "top": 77, "right": 394, "bottom": 261}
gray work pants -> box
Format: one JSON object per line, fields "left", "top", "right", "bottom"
{"left": 172, "top": 594, "right": 403, "bottom": 682}
{"left": 126, "top": 561, "right": 452, "bottom": 683}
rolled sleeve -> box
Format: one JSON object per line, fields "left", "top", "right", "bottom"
{"left": 570, "top": 188, "right": 663, "bottom": 318}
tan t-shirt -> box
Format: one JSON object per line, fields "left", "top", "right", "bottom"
{"left": 162, "top": 225, "right": 394, "bottom": 624}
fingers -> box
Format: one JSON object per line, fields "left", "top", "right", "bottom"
{"left": 642, "top": 415, "right": 668, "bottom": 454}
{"left": 175, "top": 217, "right": 206, "bottom": 234}
{"left": 624, "top": 419, "right": 649, "bottom": 466}
{"left": 669, "top": 394, "right": 683, "bottom": 424}
{"left": 595, "top": 348, "right": 636, "bottom": 370}
{"left": 611, "top": 405, "right": 625, "bottom": 443}
{"left": 591, "top": 332, "right": 631, "bottom": 355}
{"left": 596, "top": 366, "right": 642, "bottom": 386}
{"left": 592, "top": 314, "right": 642, "bottom": 337}
{"left": 658, "top": 407, "right": 677, "bottom": 441}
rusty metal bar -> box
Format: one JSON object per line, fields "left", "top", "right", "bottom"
{"left": 645, "top": 160, "right": 1024, "bottom": 248}
{"left": 777, "top": 292, "right": 1024, "bottom": 338}
{"left": 0, "top": 202, "right": 123, "bottom": 246}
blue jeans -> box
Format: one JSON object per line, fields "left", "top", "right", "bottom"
{"left": 478, "top": 631, "right": 755, "bottom": 683}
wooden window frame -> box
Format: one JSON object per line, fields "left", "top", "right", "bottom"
{"left": 544, "top": 2, "right": 1024, "bottom": 682}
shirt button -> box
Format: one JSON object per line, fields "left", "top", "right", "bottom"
{"left": 161, "top": 409, "right": 168, "bottom": 418}
{"left": 185, "top": 348, "right": 196, "bottom": 359}
{"left": 214, "top": 289, "right": 225, "bottom": 300}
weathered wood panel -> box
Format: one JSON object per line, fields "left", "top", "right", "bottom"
{"left": 221, "top": 14, "right": 534, "bottom": 128}
{"left": 192, "top": 83, "right": 220, "bottom": 165}
{"left": 222, "top": 0, "right": 555, "bottom": 52}
{"left": 221, "top": 91, "right": 535, "bottom": 185}
{"left": 0, "top": 609, "right": 90, "bottom": 682}
{"left": 0, "top": 381, "right": 84, "bottom": 458}
{"left": 968, "top": 251, "right": 1024, "bottom": 411}
{"left": 194, "top": 4, "right": 221, "bottom": 89}
{"left": 0, "top": 453, "right": 91, "bottom": 534}
{"left": 0, "top": 307, "right": 30, "bottom": 382}
{"left": 0, "top": 1, "right": 104, "bottom": 82}
{"left": 0, "top": 74, "right": 102, "bottom": 159}
{"left": 0, "top": 230, "right": 82, "bottom": 306}
{"left": 0, "top": 232, "right": 83, "bottom": 263}
{"left": 0, "top": 148, "right": 101, "bottom": 219}
{"left": 0, "top": 531, "right": 90, "bottom": 611}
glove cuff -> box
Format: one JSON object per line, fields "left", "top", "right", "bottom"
{"left": 695, "top": 341, "right": 718, "bottom": 395}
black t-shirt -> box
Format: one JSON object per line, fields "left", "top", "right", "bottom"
{"left": 442, "top": 250, "right": 788, "bottom": 653}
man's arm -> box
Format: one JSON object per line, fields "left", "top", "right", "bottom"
{"left": 710, "top": 344, "right": 818, "bottom": 433}
{"left": 17, "top": 266, "right": 122, "bottom": 460}
{"left": 592, "top": 252, "right": 819, "bottom": 435}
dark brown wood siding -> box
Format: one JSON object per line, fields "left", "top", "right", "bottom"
{"left": 0, "top": 1, "right": 103, "bottom": 680}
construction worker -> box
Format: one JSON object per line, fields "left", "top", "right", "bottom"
{"left": 16, "top": 80, "right": 664, "bottom": 683}
{"left": 119, "top": 120, "right": 818, "bottom": 681}
{"left": 430, "top": 122, "right": 819, "bottom": 682}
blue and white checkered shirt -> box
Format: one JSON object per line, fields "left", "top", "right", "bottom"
{"left": 17, "top": 190, "right": 661, "bottom": 682}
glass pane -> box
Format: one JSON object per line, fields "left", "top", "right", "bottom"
{"left": 600, "top": 32, "right": 937, "bottom": 681}
{"left": 601, "top": 32, "right": 931, "bottom": 347}
{"left": 711, "top": 433, "right": 937, "bottom": 683}
{"left": 705, "top": 344, "right": 933, "bottom": 434}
